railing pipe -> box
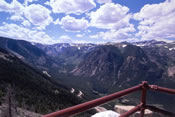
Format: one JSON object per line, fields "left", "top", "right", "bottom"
{"left": 149, "top": 85, "right": 175, "bottom": 95}
{"left": 43, "top": 85, "right": 142, "bottom": 117}
{"left": 119, "top": 104, "right": 142, "bottom": 117}
{"left": 43, "top": 82, "right": 175, "bottom": 117}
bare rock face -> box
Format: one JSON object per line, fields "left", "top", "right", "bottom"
{"left": 168, "top": 66, "right": 175, "bottom": 77}
{"left": 72, "top": 45, "right": 123, "bottom": 81}
{"left": 114, "top": 105, "right": 162, "bottom": 117}
{"left": 94, "top": 106, "right": 107, "bottom": 112}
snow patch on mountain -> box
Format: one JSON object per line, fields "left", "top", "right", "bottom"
{"left": 77, "top": 90, "right": 83, "bottom": 98}
{"left": 169, "top": 48, "right": 175, "bottom": 51}
{"left": 70, "top": 88, "right": 75, "bottom": 93}
{"left": 42, "top": 71, "right": 51, "bottom": 77}
{"left": 122, "top": 45, "right": 127, "bottom": 48}
{"left": 135, "top": 44, "right": 145, "bottom": 47}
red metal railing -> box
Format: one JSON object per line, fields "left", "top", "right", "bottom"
{"left": 43, "top": 81, "right": 175, "bottom": 117}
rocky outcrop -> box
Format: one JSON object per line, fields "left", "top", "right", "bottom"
{"left": 114, "top": 105, "right": 162, "bottom": 117}
{"left": 94, "top": 106, "right": 107, "bottom": 112}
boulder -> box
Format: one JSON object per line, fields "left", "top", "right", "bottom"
{"left": 115, "top": 105, "right": 161, "bottom": 117}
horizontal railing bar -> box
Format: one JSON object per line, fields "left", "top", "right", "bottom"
{"left": 43, "top": 85, "right": 142, "bottom": 117}
{"left": 149, "top": 85, "right": 175, "bottom": 95}
{"left": 146, "top": 105, "right": 175, "bottom": 116}
{"left": 119, "top": 104, "right": 142, "bottom": 117}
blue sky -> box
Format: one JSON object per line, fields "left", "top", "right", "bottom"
{"left": 0, "top": 0, "right": 174, "bottom": 44}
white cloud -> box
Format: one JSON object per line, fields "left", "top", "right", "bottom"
{"left": 76, "top": 34, "right": 84, "bottom": 38}
{"left": 87, "top": 30, "right": 91, "bottom": 33}
{"left": 0, "top": 1, "right": 53, "bottom": 30}
{"left": 58, "top": 35, "right": 93, "bottom": 43}
{"left": 0, "top": 0, "right": 11, "bottom": 12}
{"left": 60, "top": 15, "right": 89, "bottom": 32}
{"left": 0, "top": 23, "right": 55, "bottom": 44}
{"left": 24, "top": 0, "right": 38, "bottom": 6}
{"left": 44, "top": 1, "right": 50, "bottom": 6}
{"left": 22, "top": 20, "right": 31, "bottom": 27}
{"left": 134, "top": 0, "right": 175, "bottom": 41}
{"left": 96, "top": 0, "right": 112, "bottom": 4}
{"left": 59, "top": 35, "right": 73, "bottom": 43}
{"left": 90, "top": 3, "right": 131, "bottom": 29}
{"left": 24, "top": 4, "right": 53, "bottom": 30}
{"left": 10, "top": 15, "right": 24, "bottom": 21}
{"left": 90, "top": 24, "right": 135, "bottom": 41}
{"left": 0, "top": 0, "right": 24, "bottom": 22}
{"left": 73, "top": 40, "right": 93, "bottom": 43}
{"left": 89, "top": 3, "right": 135, "bottom": 41}
{"left": 54, "top": 18, "right": 60, "bottom": 25}
{"left": 0, "top": 0, "right": 24, "bottom": 13}
{"left": 89, "top": 34, "right": 99, "bottom": 39}
{"left": 49, "top": 0, "right": 96, "bottom": 14}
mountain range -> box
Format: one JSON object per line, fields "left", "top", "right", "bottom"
{"left": 0, "top": 36, "right": 175, "bottom": 114}
{"left": 0, "top": 37, "right": 85, "bottom": 115}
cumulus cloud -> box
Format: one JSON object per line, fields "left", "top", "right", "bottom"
{"left": 22, "top": 20, "right": 31, "bottom": 27}
{"left": 0, "top": 0, "right": 53, "bottom": 30}
{"left": 24, "top": 0, "right": 38, "bottom": 6}
{"left": 0, "top": 0, "right": 24, "bottom": 22}
{"left": 134, "top": 0, "right": 175, "bottom": 41}
{"left": 10, "top": 15, "right": 24, "bottom": 21}
{"left": 49, "top": 0, "right": 96, "bottom": 14}
{"left": 90, "top": 3, "right": 131, "bottom": 29}
{"left": 60, "top": 15, "right": 89, "bottom": 32}
{"left": 89, "top": 3, "right": 135, "bottom": 41}
{"left": 73, "top": 40, "right": 93, "bottom": 43}
{"left": 58, "top": 35, "right": 93, "bottom": 43}
{"left": 76, "top": 34, "right": 84, "bottom": 38}
{"left": 96, "top": 0, "right": 112, "bottom": 4}
{"left": 0, "top": 23, "right": 55, "bottom": 44}
{"left": 87, "top": 30, "right": 91, "bottom": 33}
{"left": 89, "top": 35, "right": 99, "bottom": 39}
{"left": 54, "top": 18, "right": 60, "bottom": 25}
{"left": 0, "top": 0, "right": 11, "bottom": 12}
{"left": 24, "top": 4, "right": 53, "bottom": 30}
{"left": 0, "top": 0, "right": 24, "bottom": 13}
{"left": 58, "top": 35, "right": 73, "bottom": 43}
{"left": 44, "top": 1, "right": 50, "bottom": 6}
{"left": 90, "top": 24, "right": 135, "bottom": 41}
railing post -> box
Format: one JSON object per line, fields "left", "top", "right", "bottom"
{"left": 140, "top": 81, "right": 148, "bottom": 117}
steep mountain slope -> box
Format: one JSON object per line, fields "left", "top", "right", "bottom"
{"left": 36, "top": 43, "right": 96, "bottom": 72}
{"left": 73, "top": 45, "right": 123, "bottom": 81}
{"left": 71, "top": 42, "right": 175, "bottom": 112}
{"left": 0, "top": 37, "right": 60, "bottom": 71}
{"left": 72, "top": 44, "right": 163, "bottom": 89}
{"left": 0, "top": 48, "right": 83, "bottom": 114}
{"left": 133, "top": 40, "right": 175, "bottom": 79}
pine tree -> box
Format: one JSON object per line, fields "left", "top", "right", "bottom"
{"left": 2, "top": 85, "right": 17, "bottom": 117}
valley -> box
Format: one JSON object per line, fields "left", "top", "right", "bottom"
{"left": 0, "top": 37, "right": 175, "bottom": 116}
